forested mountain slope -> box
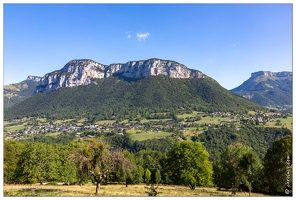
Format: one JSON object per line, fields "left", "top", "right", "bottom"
{"left": 231, "top": 71, "right": 292, "bottom": 108}
{"left": 4, "top": 75, "right": 264, "bottom": 120}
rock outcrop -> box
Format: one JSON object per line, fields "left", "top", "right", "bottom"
{"left": 251, "top": 71, "right": 292, "bottom": 78}
{"left": 35, "top": 58, "right": 204, "bottom": 93}
{"left": 27, "top": 75, "right": 42, "bottom": 82}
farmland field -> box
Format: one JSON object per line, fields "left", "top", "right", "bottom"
{"left": 265, "top": 116, "right": 292, "bottom": 130}
{"left": 128, "top": 130, "right": 172, "bottom": 141}
{"left": 3, "top": 184, "right": 267, "bottom": 197}
{"left": 6, "top": 124, "right": 26, "bottom": 132}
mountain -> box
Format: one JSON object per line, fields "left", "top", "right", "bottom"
{"left": 35, "top": 58, "right": 204, "bottom": 93}
{"left": 4, "top": 76, "right": 41, "bottom": 109}
{"left": 4, "top": 58, "right": 264, "bottom": 120}
{"left": 231, "top": 71, "right": 292, "bottom": 108}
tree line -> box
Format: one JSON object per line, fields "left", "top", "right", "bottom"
{"left": 4, "top": 134, "right": 292, "bottom": 196}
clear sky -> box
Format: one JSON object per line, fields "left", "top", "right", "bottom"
{"left": 3, "top": 3, "right": 292, "bottom": 89}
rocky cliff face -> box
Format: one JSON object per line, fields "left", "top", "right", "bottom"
{"left": 27, "top": 75, "right": 42, "bottom": 82}
{"left": 251, "top": 71, "right": 292, "bottom": 78}
{"left": 35, "top": 58, "right": 204, "bottom": 93}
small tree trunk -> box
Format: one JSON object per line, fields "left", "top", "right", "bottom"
{"left": 189, "top": 184, "right": 195, "bottom": 190}
{"left": 248, "top": 186, "right": 251, "bottom": 196}
{"left": 232, "top": 183, "right": 236, "bottom": 195}
{"left": 95, "top": 182, "right": 101, "bottom": 195}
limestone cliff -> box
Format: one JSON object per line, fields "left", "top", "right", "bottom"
{"left": 26, "top": 75, "right": 42, "bottom": 82}
{"left": 35, "top": 58, "right": 204, "bottom": 93}
{"left": 251, "top": 71, "right": 292, "bottom": 78}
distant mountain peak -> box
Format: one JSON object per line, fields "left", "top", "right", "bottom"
{"left": 231, "top": 70, "right": 292, "bottom": 108}
{"left": 251, "top": 71, "right": 292, "bottom": 78}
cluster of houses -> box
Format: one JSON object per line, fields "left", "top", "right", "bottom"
{"left": 5, "top": 111, "right": 291, "bottom": 140}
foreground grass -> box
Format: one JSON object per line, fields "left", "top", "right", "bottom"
{"left": 4, "top": 184, "right": 267, "bottom": 197}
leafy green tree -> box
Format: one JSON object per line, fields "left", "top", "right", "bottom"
{"left": 55, "top": 145, "right": 78, "bottom": 184}
{"left": 155, "top": 169, "right": 162, "bottom": 185}
{"left": 70, "top": 139, "right": 130, "bottom": 195}
{"left": 213, "top": 143, "right": 262, "bottom": 195}
{"left": 4, "top": 140, "right": 26, "bottom": 183}
{"left": 144, "top": 169, "right": 152, "bottom": 185}
{"left": 165, "top": 141, "right": 213, "bottom": 189}
{"left": 263, "top": 135, "right": 292, "bottom": 195}
{"left": 14, "top": 143, "right": 60, "bottom": 184}
{"left": 238, "top": 148, "right": 262, "bottom": 196}
{"left": 123, "top": 151, "right": 144, "bottom": 186}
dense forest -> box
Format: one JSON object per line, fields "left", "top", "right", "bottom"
{"left": 4, "top": 76, "right": 264, "bottom": 120}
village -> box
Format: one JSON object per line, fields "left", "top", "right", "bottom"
{"left": 4, "top": 111, "right": 291, "bottom": 141}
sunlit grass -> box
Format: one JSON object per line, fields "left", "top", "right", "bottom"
{"left": 129, "top": 131, "right": 172, "bottom": 141}
{"left": 95, "top": 120, "right": 116, "bottom": 125}
{"left": 4, "top": 184, "right": 268, "bottom": 197}
{"left": 177, "top": 111, "right": 201, "bottom": 118}
{"left": 53, "top": 119, "right": 74, "bottom": 124}
{"left": 6, "top": 125, "right": 26, "bottom": 132}
{"left": 46, "top": 132, "right": 61, "bottom": 137}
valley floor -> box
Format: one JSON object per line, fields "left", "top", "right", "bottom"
{"left": 4, "top": 183, "right": 268, "bottom": 197}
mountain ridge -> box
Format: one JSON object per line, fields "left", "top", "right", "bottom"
{"left": 35, "top": 58, "right": 204, "bottom": 93}
{"left": 231, "top": 70, "right": 292, "bottom": 109}
{"left": 4, "top": 76, "right": 41, "bottom": 109}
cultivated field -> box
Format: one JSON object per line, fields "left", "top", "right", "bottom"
{"left": 4, "top": 184, "right": 267, "bottom": 197}
{"left": 128, "top": 130, "right": 172, "bottom": 141}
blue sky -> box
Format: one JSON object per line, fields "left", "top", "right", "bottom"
{"left": 3, "top": 3, "right": 292, "bottom": 89}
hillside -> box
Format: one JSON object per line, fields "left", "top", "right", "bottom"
{"left": 4, "top": 76, "right": 41, "bottom": 109}
{"left": 4, "top": 75, "right": 264, "bottom": 120}
{"left": 231, "top": 71, "right": 292, "bottom": 109}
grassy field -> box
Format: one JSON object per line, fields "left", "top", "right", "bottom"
{"left": 95, "top": 120, "right": 116, "bottom": 125}
{"left": 128, "top": 130, "right": 172, "bottom": 141}
{"left": 46, "top": 132, "right": 61, "bottom": 137}
{"left": 6, "top": 124, "right": 26, "bottom": 132}
{"left": 36, "top": 118, "right": 48, "bottom": 123}
{"left": 140, "top": 119, "right": 173, "bottom": 123}
{"left": 265, "top": 116, "right": 292, "bottom": 131}
{"left": 176, "top": 111, "right": 203, "bottom": 119}
{"left": 3, "top": 184, "right": 267, "bottom": 197}
{"left": 53, "top": 119, "right": 74, "bottom": 124}
{"left": 197, "top": 116, "right": 234, "bottom": 125}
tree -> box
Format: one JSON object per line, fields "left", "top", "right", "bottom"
{"left": 263, "top": 135, "right": 292, "bottom": 195}
{"left": 144, "top": 169, "right": 152, "bottom": 185}
{"left": 14, "top": 142, "right": 60, "bottom": 184}
{"left": 122, "top": 151, "right": 144, "bottom": 187}
{"left": 55, "top": 145, "right": 78, "bottom": 184}
{"left": 238, "top": 149, "right": 262, "bottom": 196}
{"left": 70, "top": 139, "right": 130, "bottom": 195}
{"left": 213, "top": 143, "right": 262, "bottom": 195}
{"left": 145, "top": 184, "right": 162, "bottom": 196}
{"left": 155, "top": 169, "right": 162, "bottom": 185}
{"left": 165, "top": 141, "right": 213, "bottom": 189}
{"left": 4, "top": 140, "right": 26, "bottom": 183}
